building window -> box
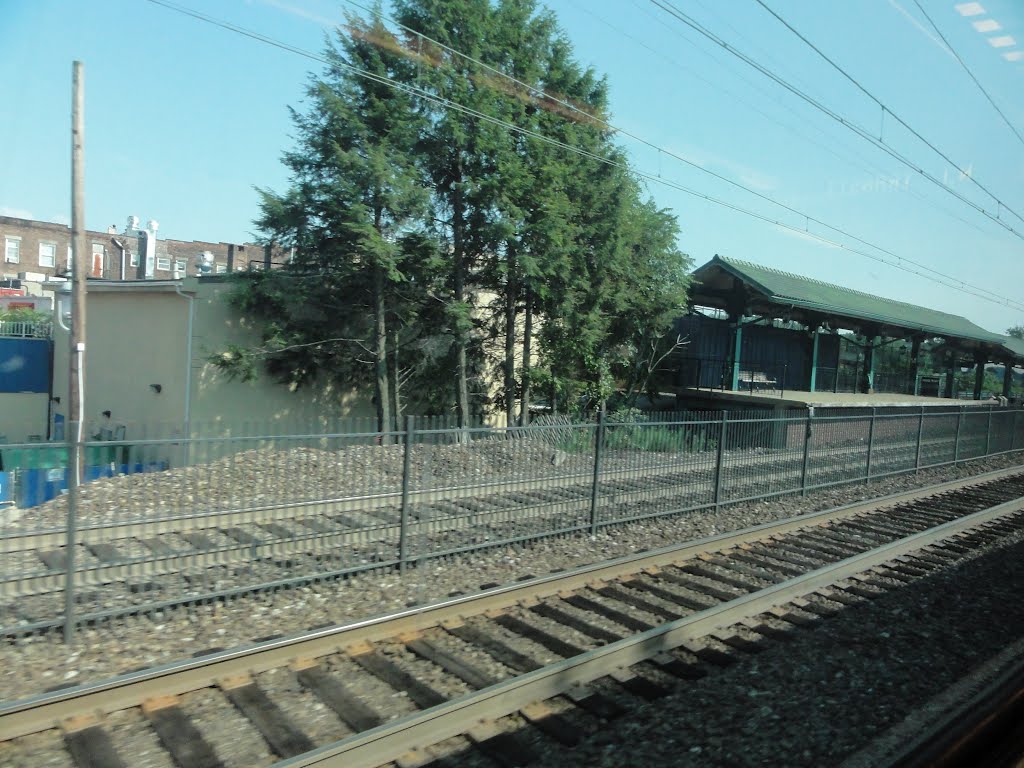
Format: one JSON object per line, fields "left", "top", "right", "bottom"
{"left": 156, "top": 256, "right": 171, "bottom": 271}
{"left": 67, "top": 245, "right": 73, "bottom": 271}
{"left": 215, "top": 263, "right": 227, "bottom": 274}
{"left": 91, "top": 243, "right": 105, "bottom": 277}
{"left": 174, "top": 258, "right": 186, "bottom": 274}
{"left": 38, "top": 242, "right": 56, "bottom": 268}
{"left": 4, "top": 237, "right": 20, "bottom": 264}
{"left": 129, "top": 251, "right": 138, "bottom": 267}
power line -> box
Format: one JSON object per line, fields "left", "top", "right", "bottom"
{"left": 908, "top": 0, "right": 1024, "bottom": 150}
{"left": 341, "top": 0, "right": 1018, "bottom": 308}
{"left": 756, "top": 0, "right": 1024, "bottom": 185}
{"left": 750, "top": 0, "right": 1024, "bottom": 224}
{"left": 651, "top": 0, "right": 1024, "bottom": 237}
{"left": 142, "top": 0, "right": 1024, "bottom": 313}
{"left": 624, "top": 0, "right": 1000, "bottom": 239}
{"left": 581, "top": 0, "right": 997, "bottom": 236}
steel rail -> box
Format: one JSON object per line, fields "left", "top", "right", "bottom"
{"left": 877, "top": 658, "right": 1024, "bottom": 767}
{"left": 2, "top": 466, "right": 1021, "bottom": 741}
{"left": 274, "top": 495, "right": 1024, "bottom": 768}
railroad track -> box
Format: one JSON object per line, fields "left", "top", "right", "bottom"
{"left": 0, "top": 438, "right": 991, "bottom": 605}
{"left": 2, "top": 469, "right": 1022, "bottom": 768}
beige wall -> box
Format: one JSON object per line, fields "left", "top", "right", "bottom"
{"left": 0, "top": 393, "right": 50, "bottom": 443}
{"left": 52, "top": 289, "right": 189, "bottom": 437}
{"left": 188, "top": 281, "right": 376, "bottom": 434}
{"left": 477, "top": 288, "right": 544, "bottom": 428}
{"left": 46, "top": 279, "right": 383, "bottom": 447}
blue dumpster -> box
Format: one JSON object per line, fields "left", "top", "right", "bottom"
{"left": 17, "top": 467, "right": 67, "bottom": 508}
{"left": 0, "top": 471, "right": 10, "bottom": 505}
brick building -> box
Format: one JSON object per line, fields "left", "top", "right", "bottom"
{"left": 0, "top": 214, "right": 277, "bottom": 283}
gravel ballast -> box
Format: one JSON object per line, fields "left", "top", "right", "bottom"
{"left": 529, "top": 522, "right": 1024, "bottom": 768}
{"left": 0, "top": 453, "right": 1020, "bottom": 711}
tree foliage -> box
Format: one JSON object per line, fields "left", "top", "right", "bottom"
{"left": 216, "top": 0, "right": 692, "bottom": 426}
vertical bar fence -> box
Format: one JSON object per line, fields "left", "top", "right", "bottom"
{"left": 0, "top": 406, "right": 1020, "bottom": 643}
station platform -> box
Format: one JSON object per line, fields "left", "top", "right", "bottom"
{"left": 676, "top": 387, "right": 998, "bottom": 412}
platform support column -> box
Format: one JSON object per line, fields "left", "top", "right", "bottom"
{"left": 909, "top": 336, "right": 921, "bottom": 395}
{"left": 833, "top": 336, "right": 842, "bottom": 393}
{"left": 1003, "top": 362, "right": 1013, "bottom": 398}
{"left": 944, "top": 353, "right": 956, "bottom": 399}
{"left": 861, "top": 336, "right": 878, "bottom": 394}
{"left": 973, "top": 353, "right": 986, "bottom": 400}
{"left": 729, "top": 318, "right": 742, "bottom": 392}
{"left": 808, "top": 328, "right": 819, "bottom": 393}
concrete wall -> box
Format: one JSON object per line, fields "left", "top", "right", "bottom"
{"left": 52, "top": 289, "right": 189, "bottom": 437}
{"left": 41, "top": 279, "right": 392, "bottom": 449}
{"left": 188, "top": 280, "right": 376, "bottom": 434}
{"left": 0, "top": 393, "right": 50, "bottom": 443}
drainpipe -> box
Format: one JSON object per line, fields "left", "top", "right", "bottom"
{"left": 174, "top": 282, "right": 194, "bottom": 459}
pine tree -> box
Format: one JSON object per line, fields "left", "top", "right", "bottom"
{"left": 233, "top": 14, "right": 432, "bottom": 436}
{"left": 218, "top": 1, "right": 693, "bottom": 426}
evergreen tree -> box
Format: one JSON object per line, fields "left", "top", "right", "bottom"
{"left": 393, "top": 0, "right": 506, "bottom": 429}
{"left": 217, "top": 1, "right": 692, "bottom": 425}
{"left": 220, "top": 13, "right": 432, "bottom": 436}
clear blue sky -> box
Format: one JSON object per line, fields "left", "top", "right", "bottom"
{"left": 1, "top": 0, "right": 1022, "bottom": 335}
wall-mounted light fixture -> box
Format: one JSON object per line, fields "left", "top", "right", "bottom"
{"left": 149, "top": 384, "right": 162, "bottom": 394}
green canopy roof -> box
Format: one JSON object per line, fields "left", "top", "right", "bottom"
{"left": 693, "top": 255, "right": 1005, "bottom": 346}
{"left": 1000, "top": 335, "right": 1024, "bottom": 360}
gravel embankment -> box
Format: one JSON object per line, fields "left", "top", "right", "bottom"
{"left": 0, "top": 453, "right": 1020, "bottom": 707}
{"left": 4, "top": 433, "right": 892, "bottom": 530}
{"left": 6, "top": 440, "right": 600, "bottom": 529}
{"left": 530, "top": 520, "right": 1024, "bottom": 767}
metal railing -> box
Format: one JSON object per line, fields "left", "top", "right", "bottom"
{"left": 0, "top": 320, "right": 52, "bottom": 339}
{"left": 679, "top": 357, "right": 791, "bottom": 396}
{"left": 0, "top": 406, "right": 1021, "bottom": 642}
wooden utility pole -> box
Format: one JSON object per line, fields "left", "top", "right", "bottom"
{"left": 70, "top": 60, "right": 87, "bottom": 465}
{"left": 65, "top": 60, "right": 86, "bottom": 644}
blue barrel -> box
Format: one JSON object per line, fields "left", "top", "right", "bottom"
{"left": 84, "top": 465, "right": 115, "bottom": 482}
{"left": 16, "top": 467, "right": 68, "bottom": 508}
{"left": 0, "top": 471, "right": 10, "bottom": 504}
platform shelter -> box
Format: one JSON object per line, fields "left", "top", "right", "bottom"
{"left": 675, "top": 255, "right": 1023, "bottom": 405}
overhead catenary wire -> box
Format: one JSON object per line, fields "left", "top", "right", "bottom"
{"left": 332, "top": 0, "right": 1024, "bottom": 311}
{"left": 143, "top": 0, "right": 1024, "bottom": 313}
{"left": 580, "top": 0, "right": 996, "bottom": 240}
{"left": 751, "top": 0, "right": 1024, "bottom": 224}
{"left": 908, "top": 0, "right": 1024, "bottom": 151}
{"left": 343, "top": 0, "right": 945, "bottom": 274}
{"left": 755, "top": 0, "right": 1024, "bottom": 184}
{"left": 652, "top": 0, "right": 1024, "bottom": 237}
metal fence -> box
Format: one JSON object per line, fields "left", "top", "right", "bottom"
{"left": 0, "top": 320, "right": 52, "bottom": 339}
{"left": 0, "top": 406, "right": 1021, "bottom": 642}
